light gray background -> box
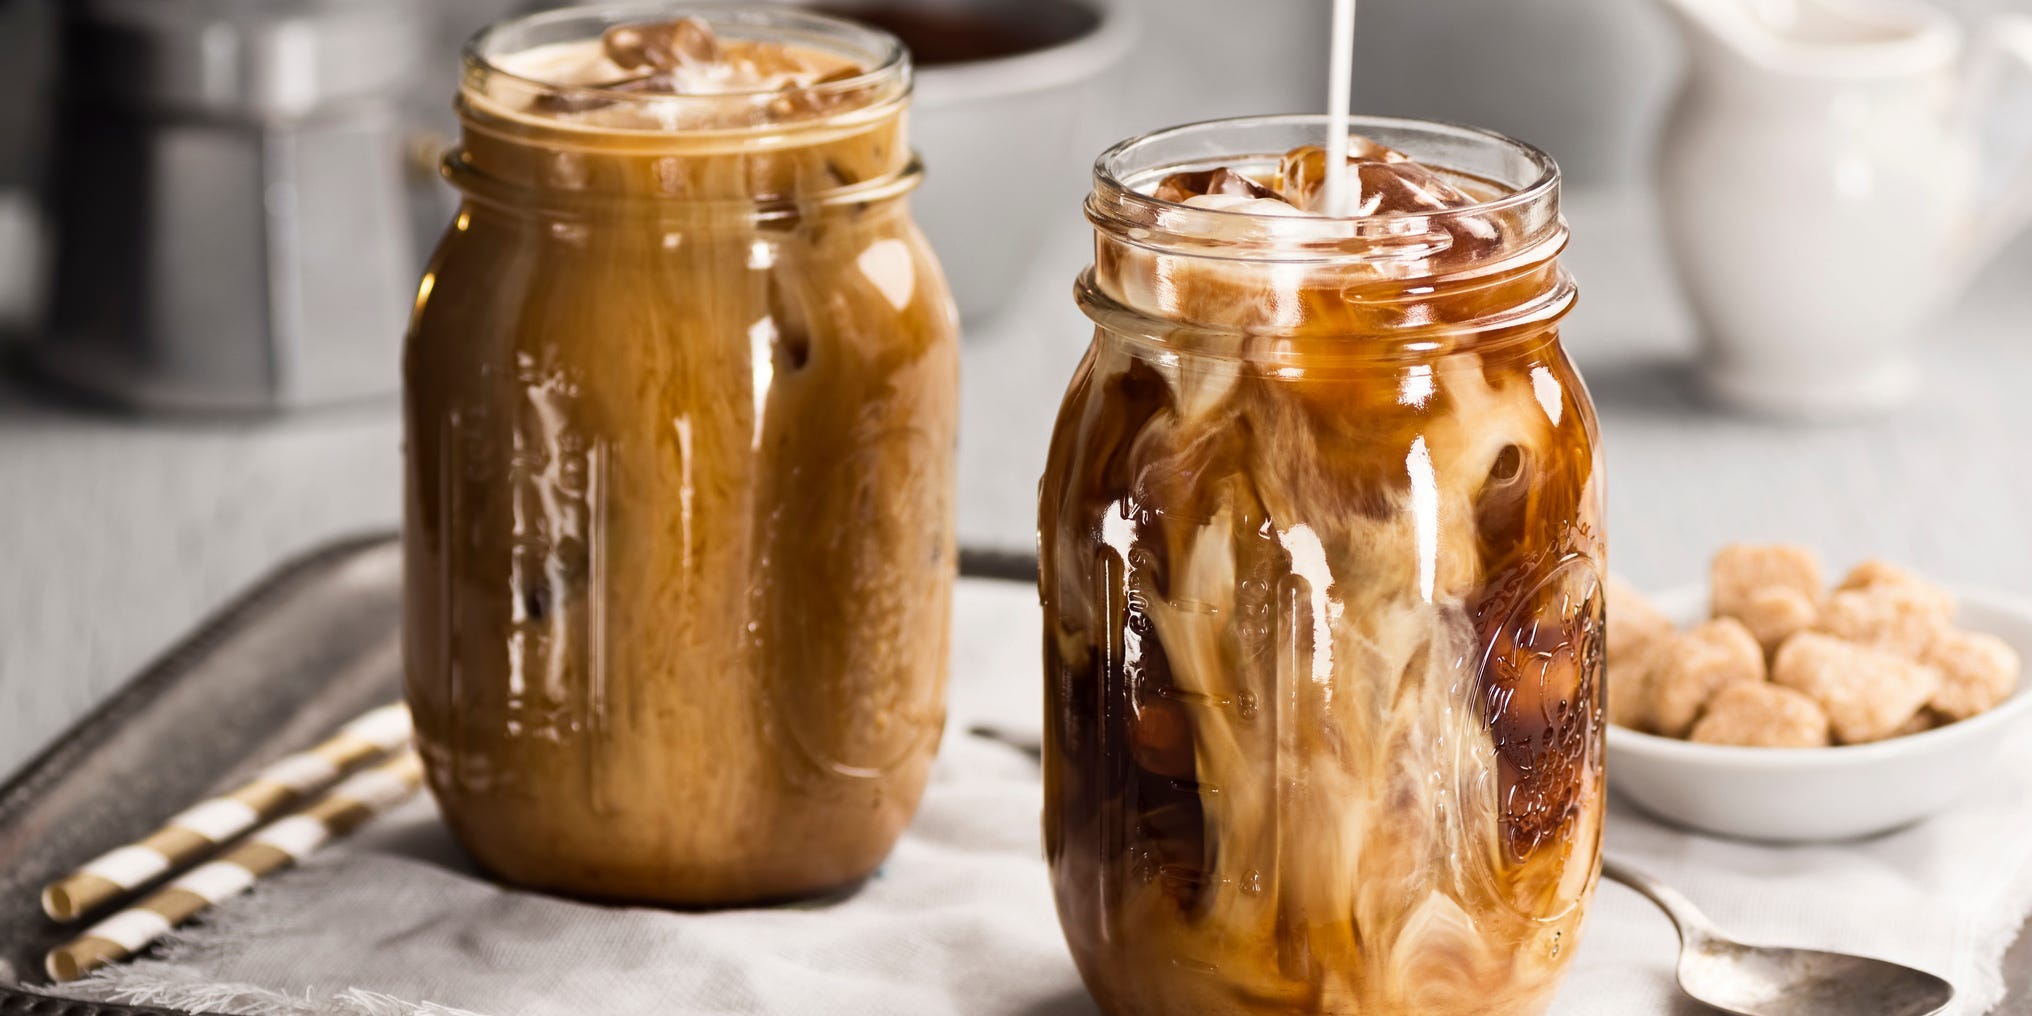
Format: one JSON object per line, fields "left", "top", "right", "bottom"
{"left": 2, "top": 0, "right": 2030, "bottom": 779}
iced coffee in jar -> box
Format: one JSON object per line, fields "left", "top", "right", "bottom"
{"left": 1039, "top": 116, "right": 1604, "bottom": 1015}
{"left": 403, "top": 5, "right": 957, "bottom": 905}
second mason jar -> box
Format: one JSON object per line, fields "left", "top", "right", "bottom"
{"left": 403, "top": 6, "right": 958, "bottom": 905}
{"left": 1040, "top": 116, "right": 1605, "bottom": 1015}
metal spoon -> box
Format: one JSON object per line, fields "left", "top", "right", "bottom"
{"left": 1603, "top": 859, "right": 1955, "bottom": 1016}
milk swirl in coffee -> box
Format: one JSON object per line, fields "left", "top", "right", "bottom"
{"left": 1040, "top": 118, "right": 1604, "bottom": 1015}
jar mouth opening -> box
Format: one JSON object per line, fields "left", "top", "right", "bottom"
{"left": 443, "top": 150, "right": 926, "bottom": 220}
{"left": 464, "top": 3, "right": 910, "bottom": 128}
{"left": 1088, "top": 114, "right": 1564, "bottom": 263}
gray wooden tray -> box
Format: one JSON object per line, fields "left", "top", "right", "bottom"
{"left": 0, "top": 533, "right": 405, "bottom": 1016}
{"left": 0, "top": 532, "right": 1034, "bottom": 1016}
{"left": 0, "top": 533, "right": 2021, "bottom": 1015}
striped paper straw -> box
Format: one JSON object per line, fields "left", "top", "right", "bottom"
{"left": 42, "top": 702, "right": 412, "bottom": 922}
{"left": 45, "top": 749, "right": 424, "bottom": 983}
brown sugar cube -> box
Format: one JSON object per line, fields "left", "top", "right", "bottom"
{"left": 1771, "top": 632, "right": 1941, "bottom": 744}
{"left": 1923, "top": 629, "right": 2020, "bottom": 720}
{"left": 1836, "top": 559, "right": 1957, "bottom": 618}
{"left": 1711, "top": 543, "right": 1823, "bottom": 622}
{"left": 1817, "top": 584, "right": 1951, "bottom": 660}
{"left": 1890, "top": 709, "right": 1942, "bottom": 738}
{"left": 1646, "top": 617, "right": 1766, "bottom": 738}
{"left": 1736, "top": 586, "right": 1819, "bottom": 655}
{"left": 1689, "top": 681, "right": 1831, "bottom": 747}
{"left": 1608, "top": 575, "right": 1676, "bottom": 666}
{"left": 1608, "top": 646, "right": 1659, "bottom": 732}
{"left": 1606, "top": 576, "right": 1675, "bottom": 732}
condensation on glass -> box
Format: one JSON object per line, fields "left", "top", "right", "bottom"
{"left": 402, "top": 6, "right": 958, "bottom": 906}
{"left": 1039, "top": 115, "right": 1605, "bottom": 1016}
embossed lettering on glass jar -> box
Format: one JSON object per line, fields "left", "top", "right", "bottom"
{"left": 403, "top": 5, "right": 958, "bottom": 906}
{"left": 1039, "top": 116, "right": 1604, "bottom": 1016}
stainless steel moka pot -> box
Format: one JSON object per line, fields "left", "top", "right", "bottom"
{"left": 33, "top": 0, "right": 430, "bottom": 412}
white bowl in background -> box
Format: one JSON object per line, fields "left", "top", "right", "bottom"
{"left": 903, "top": 0, "right": 1134, "bottom": 325}
{"left": 780, "top": 0, "right": 1132, "bottom": 325}
{"left": 1607, "top": 585, "right": 2032, "bottom": 843}
{"left": 729, "top": 0, "right": 1137, "bottom": 323}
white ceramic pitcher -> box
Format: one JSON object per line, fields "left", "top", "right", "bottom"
{"left": 1655, "top": 0, "right": 2032, "bottom": 417}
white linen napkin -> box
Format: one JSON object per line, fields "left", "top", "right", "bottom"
{"left": 51, "top": 579, "right": 2032, "bottom": 1016}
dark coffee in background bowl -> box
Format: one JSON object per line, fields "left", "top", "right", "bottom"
{"left": 808, "top": 0, "right": 1098, "bottom": 65}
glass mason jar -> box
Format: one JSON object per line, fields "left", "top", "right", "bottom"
{"left": 403, "top": 6, "right": 958, "bottom": 906}
{"left": 1039, "top": 116, "right": 1604, "bottom": 1015}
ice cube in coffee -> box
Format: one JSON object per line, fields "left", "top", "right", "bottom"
{"left": 1040, "top": 117, "right": 1603, "bottom": 1015}
{"left": 403, "top": 8, "right": 957, "bottom": 906}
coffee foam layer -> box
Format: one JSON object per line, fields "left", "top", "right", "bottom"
{"left": 492, "top": 37, "right": 861, "bottom": 95}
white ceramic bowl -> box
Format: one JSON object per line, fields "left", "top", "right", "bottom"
{"left": 905, "top": 0, "right": 1135, "bottom": 324}
{"left": 1607, "top": 584, "right": 2032, "bottom": 843}
{"left": 747, "top": 0, "right": 1136, "bottom": 323}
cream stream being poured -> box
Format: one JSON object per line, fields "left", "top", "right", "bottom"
{"left": 1323, "top": 0, "right": 1356, "bottom": 216}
